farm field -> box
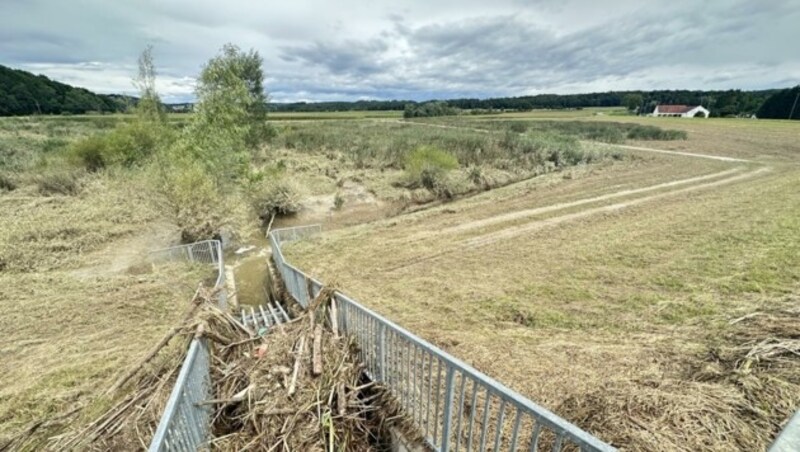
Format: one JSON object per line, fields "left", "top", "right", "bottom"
{"left": 284, "top": 116, "right": 800, "bottom": 450}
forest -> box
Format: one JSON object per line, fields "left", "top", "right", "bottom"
{"left": 0, "top": 65, "right": 129, "bottom": 116}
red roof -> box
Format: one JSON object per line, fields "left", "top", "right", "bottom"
{"left": 656, "top": 105, "right": 698, "bottom": 114}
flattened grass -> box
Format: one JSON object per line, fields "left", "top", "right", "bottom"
{"left": 283, "top": 131, "right": 800, "bottom": 450}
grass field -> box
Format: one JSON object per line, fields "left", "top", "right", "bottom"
{"left": 1, "top": 110, "right": 797, "bottom": 450}
{"left": 283, "top": 115, "right": 800, "bottom": 450}
{"left": 0, "top": 119, "right": 209, "bottom": 449}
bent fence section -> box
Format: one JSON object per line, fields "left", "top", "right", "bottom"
{"left": 148, "top": 240, "right": 226, "bottom": 452}
{"left": 270, "top": 226, "right": 616, "bottom": 452}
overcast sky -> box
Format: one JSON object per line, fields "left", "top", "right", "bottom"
{"left": 2, "top": 0, "right": 799, "bottom": 103}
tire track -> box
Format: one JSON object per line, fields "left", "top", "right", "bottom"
{"left": 440, "top": 168, "right": 741, "bottom": 236}
{"left": 383, "top": 166, "right": 769, "bottom": 272}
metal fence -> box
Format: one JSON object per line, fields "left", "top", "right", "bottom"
{"left": 148, "top": 240, "right": 227, "bottom": 452}
{"left": 149, "top": 339, "right": 212, "bottom": 451}
{"left": 150, "top": 240, "right": 226, "bottom": 309}
{"left": 270, "top": 225, "right": 616, "bottom": 452}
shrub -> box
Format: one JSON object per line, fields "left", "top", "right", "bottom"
{"left": 403, "top": 101, "right": 459, "bottom": 118}
{"left": 508, "top": 122, "right": 528, "bottom": 133}
{"left": 41, "top": 138, "right": 69, "bottom": 153}
{"left": 333, "top": 192, "right": 345, "bottom": 210}
{"left": 404, "top": 146, "right": 459, "bottom": 190}
{"left": 161, "top": 161, "right": 224, "bottom": 242}
{"left": 0, "top": 173, "right": 16, "bottom": 191}
{"left": 66, "top": 122, "right": 171, "bottom": 171}
{"left": 35, "top": 168, "right": 85, "bottom": 195}
{"left": 67, "top": 135, "right": 109, "bottom": 171}
{"left": 626, "top": 125, "right": 687, "bottom": 141}
{"left": 249, "top": 178, "right": 303, "bottom": 220}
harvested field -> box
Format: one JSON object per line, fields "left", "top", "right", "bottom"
{"left": 284, "top": 117, "right": 800, "bottom": 450}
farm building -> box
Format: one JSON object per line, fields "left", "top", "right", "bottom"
{"left": 652, "top": 104, "right": 710, "bottom": 118}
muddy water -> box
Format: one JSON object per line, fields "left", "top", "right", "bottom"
{"left": 228, "top": 233, "right": 276, "bottom": 307}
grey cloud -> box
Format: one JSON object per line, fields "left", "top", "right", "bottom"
{"left": 2, "top": 0, "right": 798, "bottom": 102}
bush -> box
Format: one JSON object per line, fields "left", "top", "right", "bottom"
{"left": 333, "top": 192, "right": 345, "bottom": 210}
{"left": 249, "top": 178, "right": 303, "bottom": 219}
{"left": 67, "top": 122, "right": 170, "bottom": 171}
{"left": 67, "top": 135, "right": 109, "bottom": 171}
{"left": 508, "top": 122, "right": 528, "bottom": 133}
{"left": 161, "top": 161, "right": 224, "bottom": 242}
{"left": 35, "top": 168, "right": 85, "bottom": 195}
{"left": 404, "top": 146, "right": 459, "bottom": 190}
{"left": 0, "top": 173, "right": 16, "bottom": 191}
{"left": 404, "top": 101, "right": 459, "bottom": 118}
{"left": 626, "top": 125, "right": 687, "bottom": 141}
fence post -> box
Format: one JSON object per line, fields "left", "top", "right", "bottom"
{"left": 187, "top": 245, "right": 194, "bottom": 262}
{"left": 440, "top": 365, "right": 456, "bottom": 451}
{"left": 377, "top": 323, "right": 386, "bottom": 381}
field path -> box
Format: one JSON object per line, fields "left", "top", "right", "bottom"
{"left": 439, "top": 168, "right": 742, "bottom": 236}
{"left": 383, "top": 166, "right": 769, "bottom": 271}
{"left": 591, "top": 142, "right": 751, "bottom": 162}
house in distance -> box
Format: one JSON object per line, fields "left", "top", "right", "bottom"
{"left": 652, "top": 104, "right": 710, "bottom": 118}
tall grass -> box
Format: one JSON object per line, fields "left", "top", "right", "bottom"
{"left": 273, "top": 121, "right": 605, "bottom": 171}
{"left": 416, "top": 118, "right": 688, "bottom": 143}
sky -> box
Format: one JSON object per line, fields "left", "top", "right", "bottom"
{"left": 1, "top": 0, "right": 799, "bottom": 103}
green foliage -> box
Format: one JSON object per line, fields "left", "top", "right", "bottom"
{"left": 626, "top": 125, "right": 687, "bottom": 140}
{"left": 34, "top": 168, "right": 85, "bottom": 195}
{"left": 623, "top": 93, "right": 643, "bottom": 112}
{"left": 67, "top": 135, "right": 109, "bottom": 171}
{"left": 271, "top": 89, "right": 780, "bottom": 118}
{"left": 0, "top": 64, "right": 129, "bottom": 116}
{"left": 132, "top": 45, "right": 167, "bottom": 124}
{"left": 403, "top": 101, "right": 459, "bottom": 118}
{"left": 160, "top": 160, "right": 224, "bottom": 242}
{"left": 175, "top": 44, "right": 274, "bottom": 183}
{"left": 404, "top": 146, "right": 459, "bottom": 191}
{"left": 333, "top": 192, "right": 345, "bottom": 210}
{"left": 248, "top": 177, "right": 303, "bottom": 220}
{"left": 0, "top": 173, "right": 16, "bottom": 191}
{"left": 757, "top": 86, "right": 800, "bottom": 120}
{"left": 67, "top": 121, "right": 172, "bottom": 171}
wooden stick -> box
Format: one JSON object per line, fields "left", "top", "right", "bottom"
{"left": 329, "top": 298, "right": 339, "bottom": 339}
{"left": 337, "top": 383, "right": 346, "bottom": 416}
{"left": 288, "top": 337, "right": 305, "bottom": 396}
{"left": 265, "top": 212, "right": 276, "bottom": 238}
{"left": 312, "top": 325, "right": 323, "bottom": 376}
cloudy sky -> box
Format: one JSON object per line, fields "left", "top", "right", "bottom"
{"left": 2, "top": 0, "right": 799, "bottom": 103}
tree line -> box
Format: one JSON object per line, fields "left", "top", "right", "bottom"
{"left": 272, "top": 89, "right": 783, "bottom": 118}
{"left": 0, "top": 64, "right": 130, "bottom": 116}
{"left": 2, "top": 61, "right": 796, "bottom": 119}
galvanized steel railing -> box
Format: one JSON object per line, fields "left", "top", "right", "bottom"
{"left": 270, "top": 225, "right": 616, "bottom": 452}
{"left": 771, "top": 410, "right": 800, "bottom": 452}
{"left": 150, "top": 239, "right": 226, "bottom": 309}
{"left": 148, "top": 240, "right": 227, "bottom": 452}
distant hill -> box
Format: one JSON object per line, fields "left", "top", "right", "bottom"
{"left": 0, "top": 64, "right": 131, "bottom": 116}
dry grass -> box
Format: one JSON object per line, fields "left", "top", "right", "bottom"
{"left": 0, "top": 162, "right": 206, "bottom": 448}
{"left": 283, "top": 117, "right": 800, "bottom": 450}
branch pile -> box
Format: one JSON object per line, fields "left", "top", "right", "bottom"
{"left": 204, "top": 289, "right": 405, "bottom": 451}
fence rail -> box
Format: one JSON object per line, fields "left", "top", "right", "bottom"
{"left": 270, "top": 225, "right": 616, "bottom": 452}
{"left": 150, "top": 240, "right": 226, "bottom": 309}
{"left": 148, "top": 240, "right": 226, "bottom": 452}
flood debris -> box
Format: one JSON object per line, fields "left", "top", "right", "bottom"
{"left": 204, "top": 288, "right": 415, "bottom": 451}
